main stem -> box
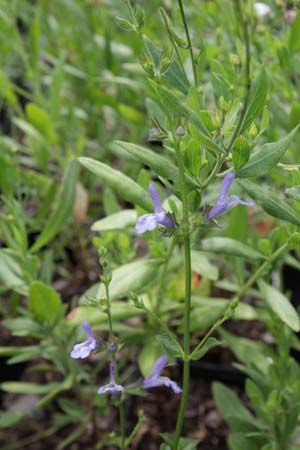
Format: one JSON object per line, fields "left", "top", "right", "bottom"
{"left": 155, "top": 236, "right": 177, "bottom": 315}
{"left": 174, "top": 138, "right": 192, "bottom": 449}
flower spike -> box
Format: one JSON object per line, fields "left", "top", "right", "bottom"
{"left": 135, "top": 183, "right": 174, "bottom": 234}
{"left": 97, "top": 361, "right": 124, "bottom": 396}
{"left": 143, "top": 355, "right": 182, "bottom": 394}
{"left": 207, "top": 172, "right": 254, "bottom": 220}
{"left": 70, "top": 320, "right": 100, "bottom": 359}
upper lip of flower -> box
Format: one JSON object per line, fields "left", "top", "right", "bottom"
{"left": 207, "top": 172, "right": 254, "bottom": 220}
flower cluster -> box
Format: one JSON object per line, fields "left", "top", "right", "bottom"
{"left": 70, "top": 320, "right": 181, "bottom": 396}
{"left": 135, "top": 176, "right": 254, "bottom": 232}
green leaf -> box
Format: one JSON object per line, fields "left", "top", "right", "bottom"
{"left": 228, "top": 433, "right": 259, "bottom": 450}
{"left": 258, "top": 280, "right": 300, "bottom": 332}
{"left": 240, "top": 70, "right": 268, "bottom": 133}
{"left": 232, "top": 136, "right": 250, "bottom": 170}
{"left": 219, "top": 328, "right": 267, "bottom": 373}
{"left": 29, "top": 281, "right": 62, "bottom": 323}
{"left": 156, "top": 330, "right": 183, "bottom": 358}
{"left": 143, "top": 37, "right": 190, "bottom": 94}
{"left": 190, "top": 337, "right": 221, "bottom": 360}
{"left": 3, "top": 318, "right": 41, "bottom": 337}
{"left": 0, "top": 250, "right": 27, "bottom": 294}
{"left": 36, "top": 375, "right": 73, "bottom": 408}
{"left": 289, "top": 12, "right": 300, "bottom": 54}
{"left": 199, "top": 238, "right": 263, "bottom": 260}
{"left": 80, "top": 259, "right": 161, "bottom": 303}
{"left": 286, "top": 186, "right": 300, "bottom": 202}
{"left": 138, "top": 341, "right": 162, "bottom": 377}
{"left": 237, "top": 180, "right": 300, "bottom": 226}
{"left": 237, "top": 126, "right": 299, "bottom": 178}
{"left": 191, "top": 250, "right": 219, "bottom": 280}
{"left": 25, "top": 103, "right": 57, "bottom": 144}
{"left": 0, "top": 411, "right": 24, "bottom": 428}
{"left": 91, "top": 209, "right": 137, "bottom": 231}
{"left": 111, "top": 141, "right": 195, "bottom": 188}
{"left": 78, "top": 157, "right": 153, "bottom": 211}
{"left": 0, "top": 381, "right": 62, "bottom": 394}
{"left": 156, "top": 85, "right": 222, "bottom": 147}
{"left": 213, "top": 382, "right": 258, "bottom": 431}
{"left": 68, "top": 303, "right": 145, "bottom": 328}
{"left": 30, "top": 159, "right": 78, "bottom": 252}
{"left": 290, "top": 102, "right": 300, "bottom": 129}
{"left": 0, "top": 346, "right": 38, "bottom": 357}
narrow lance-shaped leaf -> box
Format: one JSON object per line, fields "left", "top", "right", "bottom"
{"left": 237, "top": 125, "right": 299, "bottom": 178}
{"left": 198, "top": 237, "right": 264, "bottom": 260}
{"left": 91, "top": 210, "right": 137, "bottom": 231}
{"left": 79, "top": 259, "right": 162, "bottom": 305}
{"left": 213, "top": 382, "right": 259, "bottom": 429}
{"left": 111, "top": 141, "right": 195, "bottom": 189}
{"left": 232, "top": 136, "right": 250, "bottom": 171}
{"left": 258, "top": 280, "right": 300, "bottom": 332}
{"left": 237, "top": 180, "right": 300, "bottom": 226}
{"left": 190, "top": 337, "right": 221, "bottom": 361}
{"left": 30, "top": 159, "right": 78, "bottom": 252}
{"left": 78, "top": 157, "right": 153, "bottom": 211}
{"left": 240, "top": 69, "right": 268, "bottom": 133}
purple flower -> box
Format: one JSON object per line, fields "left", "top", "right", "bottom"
{"left": 142, "top": 355, "right": 182, "bottom": 394}
{"left": 70, "top": 320, "right": 100, "bottom": 359}
{"left": 97, "top": 361, "right": 124, "bottom": 396}
{"left": 207, "top": 172, "right": 254, "bottom": 220}
{"left": 135, "top": 183, "right": 173, "bottom": 234}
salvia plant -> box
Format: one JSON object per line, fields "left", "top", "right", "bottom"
{"left": 1, "top": 0, "right": 300, "bottom": 450}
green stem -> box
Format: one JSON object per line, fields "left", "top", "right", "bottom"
{"left": 191, "top": 243, "right": 288, "bottom": 358}
{"left": 160, "top": 8, "right": 186, "bottom": 78}
{"left": 177, "top": 0, "right": 198, "bottom": 86}
{"left": 173, "top": 138, "right": 192, "bottom": 449}
{"left": 226, "top": 0, "right": 251, "bottom": 153}
{"left": 103, "top": 274, "right": 126, "bottom": 450}
{"left": 155, "top": 236, "right": 177, "bottom": 314}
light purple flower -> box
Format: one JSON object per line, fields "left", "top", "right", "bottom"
{"left": 70, "top": 320, "right": 100, "bottom": 359}
{"left": 135, "top": 183, "right": 173, "bottom": 234}
{"left": 142, "top": 355, "right": 182, "bottom": 394}
{"left": 207, "top": 172, "right": 254, "bottom": 220}
{"left": 97, "top": 361, "right": 124, "bottom": 396}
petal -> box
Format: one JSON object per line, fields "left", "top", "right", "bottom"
{"left": 219, "top": 172, "right": 235, "bottom": 200}
{"left": 82, "top": 320, "right": 93, "bottom": 339}
{"left": 149, "top": 183, "right": 163, "bottom": 212}
{"left": 207, "top": 201, "right": 229, "bottom": 220}
{"left": 147, "top": 355, "right": 168, "bottom": 379}
{"left": 143, "top": 376, "right": 182, "bottom": 394}
{"left": 70, "top": 340, "right": 93, "bottom": 359}
{"left": 97, "top": 382, "right": 123, "bottom": 396}
{"left": 135, "top": 214, "right": 158, "bottom": 233}
{"left": 226, "top": 195, "right": 255, "bottom": 209}
{"left": 160, "top": 376, "right": 182, "bottom": 394}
